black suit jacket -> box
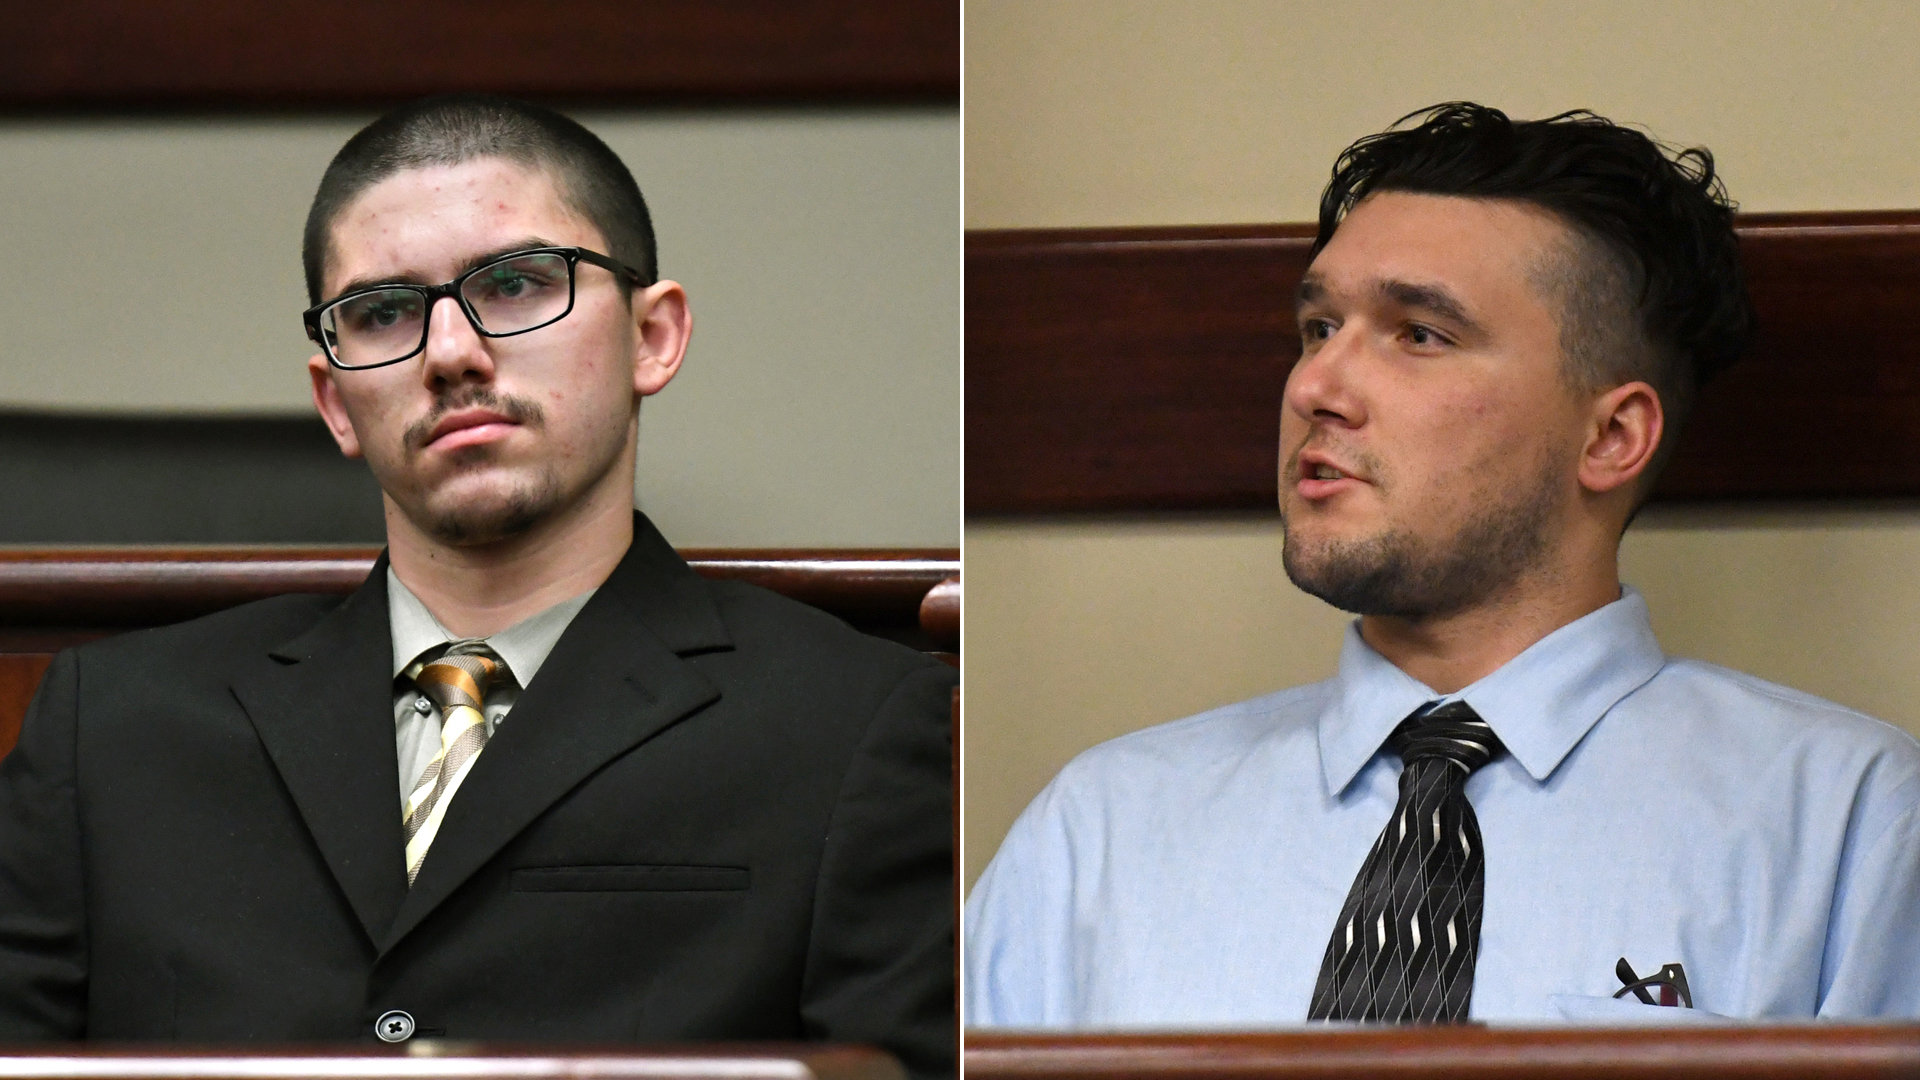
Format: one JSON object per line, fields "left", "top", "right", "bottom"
{"left": 0, "top": 515, "right": 955, "bottom": 1076}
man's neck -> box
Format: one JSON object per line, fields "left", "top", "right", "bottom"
{"left": 384, "top": 485, "right": 634, "bottom": 640}
{"left": 1358, "top": 561, "right": 1623, "bottom": 695}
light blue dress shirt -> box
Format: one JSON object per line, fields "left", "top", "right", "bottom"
{"left": 965, "top": 588, "right": 1920, "bottom": 1026}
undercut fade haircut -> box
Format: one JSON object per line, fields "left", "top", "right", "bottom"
{"left": 302, "top": 94, "right": 657, "bottom": 305}
{"left": 1314, "top": 102, "right": 1756, "bottom": 492}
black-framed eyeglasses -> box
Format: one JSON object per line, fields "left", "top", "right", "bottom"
{"left": 303, "top": 246, "right": 647, "bottom": 371}
{"left": 1613, "top": 957, "right": 1692, "bottom": 1009}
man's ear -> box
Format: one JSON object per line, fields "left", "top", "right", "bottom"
{"left": 1578, "top": 380, "right": 1663, "bottom": 495}
{"left": 631, "top": 280, "right": 691, "bottom": 397}
{"left": 308, "top": 354, "right": 364, "bottom": 459}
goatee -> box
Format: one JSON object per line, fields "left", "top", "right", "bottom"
{"left": 1281, "top": 472, "right": 1559, "bottom": 621}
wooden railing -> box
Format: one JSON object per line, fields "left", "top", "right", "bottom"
{"left": 0, "top": 1, "right": 959, "bottom": 110}
{"left": 966, "top": 1028, "right": 1920, "bottom": 1080}
{"left": 0, "top": 1045, "right": 903, "bottom": 1080}
{"left": 0, "top": 547, "right": 959, "bottom": 757}
{"left": 967, "top": 211, "right": 1920, "bottom": 514}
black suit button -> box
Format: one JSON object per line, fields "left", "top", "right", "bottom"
{"left": 374, "top": 1010, "right": 415, "bottom": 1042}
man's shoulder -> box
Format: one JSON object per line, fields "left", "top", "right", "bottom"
{"left": 1050, "top": 679, "right": 1335, "bottom": 799}
{"left": 701, "top": 576, "right": 950, "bottom": 676}
{"left": 1652, "top": 656, "right": 1920, "bottom": 755}
{"left": 1639, "top": 657, "right": 1920, "bottom": 811}
{"left": 668, "top": 578, "right": 956, "bottom": 741}
{"left": 69, "top": 592, "right": 346, "bottom": 670}
{"left": 975, "top": 680, "right": 1335, "bottom": 922}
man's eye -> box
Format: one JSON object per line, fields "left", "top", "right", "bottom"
{"left": 340, "top": 293, "right": 421, "bottom": 332}
{"left": 1301, "top": 319, "right": 1334, "bottom": 342}
{"left": 489, "top": 271, "right": 528, "bottom": 297}
{"left": 1406, "top": 324, "right": 1444, "bottom": 347}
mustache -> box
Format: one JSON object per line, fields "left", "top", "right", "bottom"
{"left": 1286, "top": 434, "right": 1382, "bottom": 485}
{"left": 403, "top": 386, "right": 546, "bottom": 452}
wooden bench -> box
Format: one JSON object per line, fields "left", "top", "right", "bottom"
{"left": 967, "top": 212, "right": 1920, "bottom": 513}
{"left": 967, "top": 1027, "right": 1920, "bottom": 1080}
{"left": 0, "top": 547, "right": 959, "bottom": 757}
{"left": 0, "top": 1045, "right": 903, "bottom": 1080}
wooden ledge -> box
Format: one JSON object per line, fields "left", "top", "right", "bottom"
{"left": 0, "top": 1, "right": 959, "bottom": 110}
{"left": 0, "top": 1044, "right": 902, "bottom": 1080}
{"left": 921, "top": 575, "right": 961, "bottom": 637}
{"left": 0, "top": 547, "right": 959, "bottom": 651}
{"left": 966, "top": 1027, "right": 1920, "bottom": 1080}
{"left": 0, "top": 548, "right": 958, "bottom": 755}
{"left": 967, "top": 210, "right": 1920, "bottom": 514}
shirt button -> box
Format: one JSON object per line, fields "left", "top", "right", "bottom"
{"left": 414, "top": 696, "right": 432, "bottom": 714}
{"left": 374, "top": 1010, "right": 415, "bottom": 1042}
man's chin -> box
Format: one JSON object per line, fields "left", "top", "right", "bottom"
{"left": 403, "top": 474, "right": 564, "bottom": 548}
{"left": 1290, "top": 534, "right": 1382, "bottom": 611}
{"left": 1281, "top": 531, "right": 1424, "bottom": 619}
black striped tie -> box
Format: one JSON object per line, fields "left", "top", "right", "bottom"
{"left": 1309, "top": 701, "right": 1505, "bottom": 1022}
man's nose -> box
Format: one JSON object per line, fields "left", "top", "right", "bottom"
{"left": 419, "top": 294, "right": 496, "bottom": 389}
{"left": 1283, "top": 325, "right": 1365, "bottom": 429}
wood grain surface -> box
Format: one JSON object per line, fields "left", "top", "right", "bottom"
{"left": 0, "top": 654, "right": 51, "bottom": 759}
{"left": 0, "top": 548, "right": 959, "bottom": 755}
{"left": 966, "top": 211, "right": 1920, "bottom": 514}
{"left": 966, "top": 1027, "right": 1920, "bottom": 1080}
{"left": 0, "top": 547, "right": 958, "bottom": 641}
{"left": 920, "top": 575, "right": 962, "bottom": 646}
{"left": 0, "top": 1044, "right": 903, "bottom": 1080}
{"left": 0, "top": 0, "right": 959, "bottom": 110}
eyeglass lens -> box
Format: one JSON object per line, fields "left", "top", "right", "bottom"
{"left": 320, "top": 252, "right": 574, "bottom": 368}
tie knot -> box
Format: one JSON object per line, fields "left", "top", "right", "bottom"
{"left": 1388, "top": 701, "right": 1504, "bottom": 775}
{"left": 410, "top": 642, "right": 506, "bottom": 714}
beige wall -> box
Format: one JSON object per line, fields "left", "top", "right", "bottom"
{"left": 964, "top": 0, "right": 1920, "bottom": 887}
{"left": 967, "top": 0, "right": 1920, "bottom": 226}
{"left": 0, "top": 108, "right": 958, "bottom": 547}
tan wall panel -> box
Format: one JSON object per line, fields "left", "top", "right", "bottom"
{"left": 1620, "top": 509, "right": 1920, "bottom": 727}
{"left": 967, "top": 0, "right": 1920, "bottom": 228}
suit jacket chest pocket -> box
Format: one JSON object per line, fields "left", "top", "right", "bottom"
{"left": 510, "top": 864, "right": 750, "bottom": 892}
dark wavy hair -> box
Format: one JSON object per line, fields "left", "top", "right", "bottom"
{"left": 1314, "top": 102, "right": 1755, "bottom": 487}
{"left": 302, "top": 94, "right": 656, "bottom": 305}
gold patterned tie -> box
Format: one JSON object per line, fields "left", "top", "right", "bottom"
{"left": 402, "top": 643, "right": 507, "bottom": 885}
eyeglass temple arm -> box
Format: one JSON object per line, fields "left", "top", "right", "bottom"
{"left": 573, "top": 248, "right": 649, "bottom": 285}
{"left": 1614, "top": 958, "right": 1659, "bottom": 1005}
{"left": 1614, "top": 957, "right": 1694, "bottom": 1008}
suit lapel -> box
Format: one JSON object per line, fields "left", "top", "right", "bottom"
{"left": 230, "top": 558, "right": 408, "bottom": 947}
{"left": 380, "top": 514, "right": 732, "bottom": 953}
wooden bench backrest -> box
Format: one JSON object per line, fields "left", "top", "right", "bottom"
{"left": 0, "top": 548, "right": 958, "bottom": 758}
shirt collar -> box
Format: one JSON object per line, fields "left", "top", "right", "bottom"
{"left": 387, "top": 567, "right": 597, "bottom": 687}
{"left": 1318, "top": 586, "right": 1667, "bottom": 794}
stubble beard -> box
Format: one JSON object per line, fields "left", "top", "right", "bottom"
{"left": 1280, "top": 462, "right": 1560, "bottom": 622}
{"left": 416, "top": 463, "right": 562, "bottom": 547}
{"left": 392, "top": 385, "right": 570, "bottom": 548}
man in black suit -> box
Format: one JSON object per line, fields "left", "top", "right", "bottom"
{"left": 0, "top": 95, "right": 955, "bottom": 1076}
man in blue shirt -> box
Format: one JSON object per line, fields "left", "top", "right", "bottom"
{"left": 965, "top": 103, "right": 1920, "bottom": 1025}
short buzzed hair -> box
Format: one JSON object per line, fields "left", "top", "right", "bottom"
{"left": 1314, "top": 102, "right": 1756, "bottom": 489}
{"left": 302, "top": 94, "right": 657, "bottom": 304}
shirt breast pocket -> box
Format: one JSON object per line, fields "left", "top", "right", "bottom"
{"left": 510, "top": 864, "right": 751, "bottom": 892}
{"left": 1548, "top": 994, "right": 1728, "bottom": 1024}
